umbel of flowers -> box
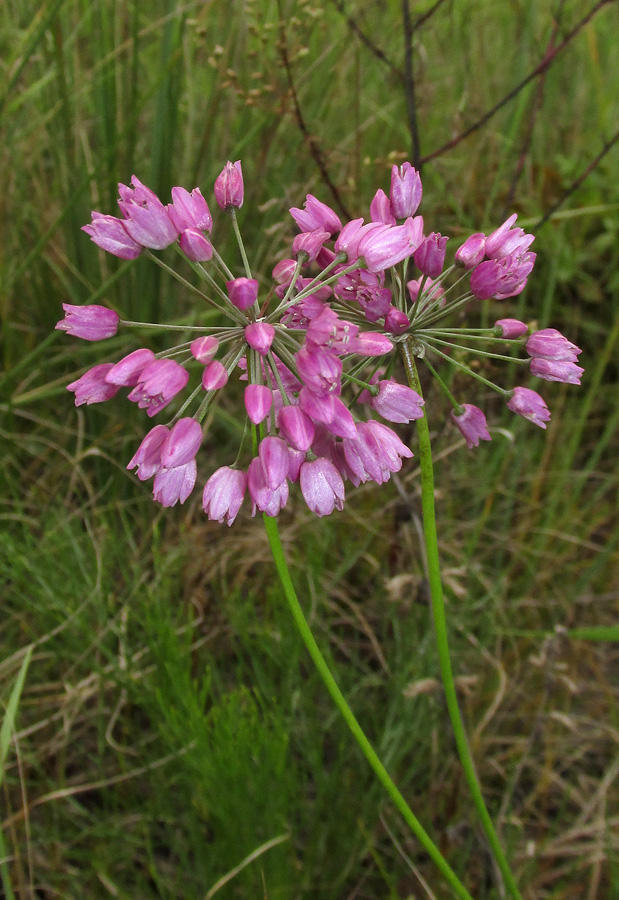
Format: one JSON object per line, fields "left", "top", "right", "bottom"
{"left": 57, "top": 160, "right": 583, "bottom": 523}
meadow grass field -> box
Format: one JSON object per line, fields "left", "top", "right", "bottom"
{"left": 1, "top": 0, "right": 619, "bottom": 897}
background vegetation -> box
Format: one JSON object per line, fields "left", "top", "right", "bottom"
{"left": 1, "top": 0, "right": 618, "bottom": 897}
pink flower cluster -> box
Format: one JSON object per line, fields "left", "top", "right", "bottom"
{"left": 57, "top": 157, "right": 583, "bottom": 522}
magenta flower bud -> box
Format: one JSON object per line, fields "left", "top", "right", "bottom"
{"left": 277, "top": 405, "right": 315, "bottom": 452}
{"left": 202, "top": 360, "right": 229, "bottom": 390}
{"left": 247, "top": 457, "right": 289, "bottom": 517}
{"left": 526, "top": 328, "right": 581, "bottom": 362}
{"left": 245, "top": 321, "right": 275, "bottom": 355}
{"left": 349, "top": 332, "right": 394, "bottom": 356}
{"left": 290, "top": 194, "right": 342, "bottom": 236}
{"left": 214, "top": 160, "right": 244, "bottom": 210}
{"left": 454, "top": 232, "right": 486, "bottom": 269}
{"left": 300, "top": 458, "right": 345, "bottom": 517}
{"left": 160, "top": 417, "right": 203, "bottom": 468}
{"left": 56, "top": 304, "right": 119, "bottom": 341}
{"left": 530, "top": 358, "right": 584, "bottom": 385}
{"left": 153, "top": 459, "right": 197, "bottom": 507}
{"left": 296, "top": 346, "right": 342, "bottom": 396}
{"left": 370, "top": 189, "right": 396, "bottom": 225}
{"left": 227, "top": 277, "right": 259, "bottom": 311}
{"left": 370, "top": 380, "right": 425, "bottom": 423}
{"left": 407, "top": 277, "right": 423, "bottom": 302}
{"left": 203, "top": 466, "right": 247, "bottom": 525}
{"left": 82, "top": 213, "right": 142, "bottom": 259}
{"left": 244, "top": 384, "right": 273, "bottom": 424}
{"left": 169, "top": 186, "right": 212, "bottom": 232}
{"left": 358, "top": 216, "right": 424, "bottom": 272}
{"left": 272, "top": 258, "right": 297, "bottom": 285}
{"left": 389, "top": 162, "right": 422, "bottom": 219}
{"left": 128, "top": 359, "right": 189, "bottom": 416}
{"left": 120, "top": 198, "right": 179, "bottom": 250}
{"left": 451, "top": 404, "right": 491, "bottom": 449}
{"left": 384, "top": 308, "right": 410, "bottom": 335}
{"left": 105, "top": 348, "right": 156, "bottom": 386}
{"left": 507, "top": 386, "right": 551, "bottom": 429}
{"left": 190, "top": 336, "right": 219, "bottom": 364}
{"left": 470, "top": 252, "right": 536, "bottom": 300}
{"left": 495, "top": 318, "right": 528, "bottom": 339}
{"left": 127, "top": 424, "right": 169, "bottom": 481}
{"left": 179, "top": 227, "right": 213, "bottom": 261}
{"left": 67, "top": 363, "right": 121, "bottom": 406}
{"left": 413, "top": 232, "right": 448, "bottom": 279}
{"left": 292, "top": 229, "right": 330, "bottom": 263}
{"left": 258, "top": 436, "right": 290, "bottom": 489}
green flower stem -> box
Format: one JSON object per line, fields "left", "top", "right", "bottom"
{"left": 230, "top": 208, "right": 253, "bottom": 280}
{"left": 262, "top": 514, "right": 474, "bottom": 900}
{"left": 401, "top": 341, "right": 523, "bottom": 900}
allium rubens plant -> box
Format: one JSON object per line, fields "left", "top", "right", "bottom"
{"left": 57, "top": 158, "right": 583, "bottom": 899}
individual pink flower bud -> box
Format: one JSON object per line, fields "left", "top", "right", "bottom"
{"left": 364, "top": 421, "right": 413, "bottom": 471}
{"left": 119, "top": 192, "right": 179, "bottom": 249}
{"left": 169, "top": 186, "right": 212, "bottom": 232}
{"left": 290, "top": 194, "right": 342, "bottom": 235}
{"left": 350, "top": 332, "right": 395, "bottom": 356}
{"left": 358, "top": 216, "right": 424, "bottom": 272}
{"left": 258, "top": 436, "right": 290, "bottom": 489}
{"left": 245, "top": 321, "right": 275, "bottom": 355}
{"left": 214, "top": 160, "right": 244, "bottom": 210}
{"left": 469, "top": 252, "right": 536, "bottom": 300}
{"left": 384, "top": 308, "right": 410, "bottom": 335}
{"left": 244, "top": 384, "right": 273, "bottom": 424}
{"left": 272, "top": 258, "right": 297, "bottom": 285}
{"left": 67, "top": 363, "right": 121, "bottom": 406}
{"left": 300, "top": 458, "right": 345, "bottom": 516}
{"left": 390, "top": 162, "right": 422, "bottom": 219}
{"left": 526, "top": 328, "right": 581, "bottom": 362}
{"left": 407, "top": 277, "right": 423, "bottom": 302}
{"left": 202, "top": 360, "right": 229, "bottom": 390}
{"left": 247, "top": 457, "right": 289, "bottom": 517}
{"left": 506, "top": 386, "right": 551, "bottom": 429}
{"left": 105, "top": 348, "right": 156, "bottom": 386}
{"left": 160, "top": 418, "right": 203, "bottom": 468}
{"left": 227, "top": 277, "right": 259, "bottom": 311}
{"left": 126, "top": 424, "right": 169, "bottom": 481}
{"left": 292, "top": 229, "right": 330, "bottom": 263}
{"left": 451, "top": 404, "right": 491, "bottom": 449}
{"left": 343, "top": 426, "right": 385, "bottom": 484}
{"left": 190, "top": 336, "right": 219, "bottom": 364}
{"left": 495, "top": 318, "right": 528, "bottom": 339}
{"left": 277, "top": 405, "right": 315, "bottom": 452}
{"left": 414, "top": 232, "right": 448, "bottom": 279}
{"left": 179, "top": 227, "right": 213, "bottom": 261}
{"left": 530, "top": 358, "right": 584, "bottom": 385}
{"left": 296, "top": 346, "right": 342, "bottom": 396}
{"left": 128, "top": 359, "right": 189, "bottom": 416}
{"left": 370, "top": 189, "right": 396, "bottom": 225}
{"left": 370, "top": 380, "right": 425, "bottom": 423}
{"left": 202, "top": 466, "right": 247, "bottom": 525}
{"left": 82, "top": 213, "right": 142, "bottom": 259}
{"left": 485, "top": 214, "right": 534, "bottom": 259}
{"left": 454, "top": 233, "right": 486, "bottom": 269}
{"left": 153, "top": 459, "right": 197, "bottom": 507}
{"left": 287, "top": 448, "right": 306, "bottom": 482}
{"left": 56, "top": 304, "right": 120, "bottom": 341}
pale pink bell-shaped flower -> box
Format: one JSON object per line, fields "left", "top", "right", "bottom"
{"left": 455, "top": 233, "right": 486, "bottom": 269}
{"left": 160, "top": 417, "right": 203, "bottom": 468}
{"left": 179, "top": 228, "right": 213, "bottom": 261}
{"left": 245, "top": 321, "right": 275, "bottom": 355}
{"left": 202, "top": 466, "right": 247, "bottom": 525}
{"left": 321, "top": 395, "right": 357, "bottom": 440}
{"left": 128, "top": 359, "right": 189, "bottom": 416}
{"left": 190, "top": 336, "right": 219, "bottom": 364}
{"left": 82, "top": 213, "right": 142, "bottom": 259}
{"left": 414, "top": 232, "right": 448, "bottom": 279}
{"left": 299, "top": 386, "right": 337, "bottom": 426}
{"left": 470, "top": 252, "right": 536, "bottom": 300}
{"left": 306, "top": 307, "right": 359, "bottom": 353}
{"left": 358, "top": 216, "right": 424, "bottom": 272}
{"left": 296, "top": 346, "right": 342, "bottom": 396}
{"left": 370, "top": 380, "right": 425, "bottom": 423}
{"left": 292, "top": 229, "right": 330, "bottom": 263}
{"left": 244, "top": 384, "right": 273, "bottom": 424}
{"left": 105, "top": 348, "right": 156, "bottom": 386}
{"left": 277, "top": 405, "right": 315, "bottom": 452}
{"left": 300, "top": 458, "right": 345, "bottom": 516}
{"left": 202, "top": 360, "right": 229, "bottom": 390}
{"left": 126, "top": 424, "right": 169, "bottom": 481}
{"left": 390, "top": 162, "right": 422, "bottom": 219}
{"left": 506, "top": 386, "right": 551, "bottom": 428}
{"left": 450, "top": 404, "right": 491, "bottom": 448}
{"left": 118, "top": 180, "right": 179, "bottom": 249}
{"left": 247, "top": 457, "right": 289, "bottom": 516}
{"left": 227, "top": 277, "right": 259, "bottom": 311}
{"left": 530, "top": 358, "right": 584, "bottom": 384}
{"left": 526, "top": 328, "right": 581, "bottom": 362}
{"left": 485, "top": 214, "right": 534, "bottom": 259}
{"left": 67, "top": 364, "right": 121, "bottom": 406}
{"left": 364, "top": 420, "right": 413, "bottom": 471}
{"left": 290, "top": 194, "right": 341, "bottom": 235}
{"left": 495, "top": 318, "right": 528, "bottom": 339}
{"left": 258, "top": 436, "right": 290, "bottom": 490}
{"left": 56, "top": 304, "right": 119, "bottom": 341}
{"left": 334, "top": 218, "right": 378, "bottom": 261}
{"left": 214, "top": 160, "right": 244, "bottom": 210}
{"left": 169, "top": 186, "right": 212, "bottom": 232}
{"left": 118, "top": 175, "right": 160, "bottom": 206}
{"left": 153, "top": 459, "right": 197, "bottom": 507}
{"left": 370, "top": 189, "right": 396, "bottom": 225}
{"left": 343, "top": 426, "right": 386, "bottom": 484}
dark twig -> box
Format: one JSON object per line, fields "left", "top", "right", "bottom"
{"left": 420, "top": 0, "right": 614, "bottom": 166}
{"left": 327, "top": 0, "right": 403, "bottom": 81}
{"left": 277, "top": 0, "right": 352, "bottom": 220}
{"left": 535, "top": 125, "right": 619, "bottom": 230}
{"left": 413, "top": 0, "right": 450, "bottom": 30}
{"left": 401, "top": 0, "right": 421, "bottom": 170}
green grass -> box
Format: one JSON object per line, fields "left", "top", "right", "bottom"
{"left": 2, "top": 0, "right": 619, "bottom": 897}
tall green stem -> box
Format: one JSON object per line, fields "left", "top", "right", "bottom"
{"left": 401, "top": 341, "right": 523, "bottom": 900}
{"left": 262, "top": 514, "right": 474, "bottom": 900}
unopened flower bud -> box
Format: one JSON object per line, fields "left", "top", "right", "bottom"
{"left": 227, "top": 277, "right": 259, "bottom": 311}
{"left": 214, "top": 160, "right": 244, "bottom": 210}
